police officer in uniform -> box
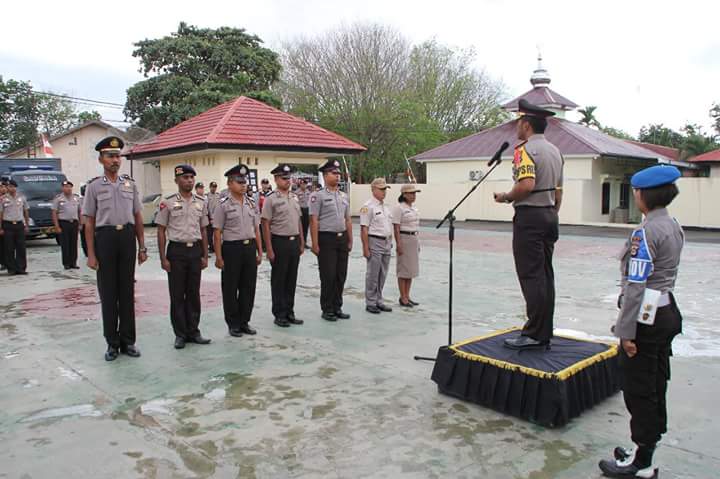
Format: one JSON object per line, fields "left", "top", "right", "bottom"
{"left": 213, "top": 165, "right": 263, "bottom": 337}
{"left": 309, "top": 159, "right": 353, "bottom": 321}
{"left": 0, "top": 179, "right": 30, "bottom": 275}
{"left": 206, "top": 181, "right": 221, "bottom": 253}
{"left": 0, "top": 180, "right": 7, "bottom": 271}
{"left": 262, "top": 164, "right": 305, "bottom": 327}
{"left": 51, "top": 180, "right": 82, "bottom": 269}
{"left": 83, "top": 136, "right": 147, "bottom": 361}
{"left": 495, "top": 99, "right": 564, "bottom": 350}
{"left": 156, "top": 165, "right": 212, "bottom": 349}
{"left": 360, "top": 178, "right": 393, "bottom": 314}
{"left": 296, "top": 179, "right": 311, "bottom": 246}
{"left": 598, "top": 165, "right": 684, "bottom": 479}
{"left": 79, "top": 183, "right": 89, "bottom": 258}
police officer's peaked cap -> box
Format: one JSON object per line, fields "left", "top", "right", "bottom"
{"left": 319, "top": 159, "right": 342, "bottom": 172}
{"left": 631, "top": 165, "right": 681, "bottom": 189}
{"left": 518, "top": 99, "right": 555, "bottom": 118}
{"left": 62, "top": 180, "right": 74, "bottom": 186}
{"left": 174, "top": 164, "right": 197, "bottom": 177}
{"left": 195, "top": 182, "right": 204, "bottom": 188}
{"left": 224, "top": 164, "right": 250, "bottom": 178}
{"left": 209, "top": 181, "right": 217, "bottom": 187}
{"left": 270, "top": 163, "right": 295, "bottom": 176}
{"left": 95, "top": 136, "right": 124, "bottom": 152}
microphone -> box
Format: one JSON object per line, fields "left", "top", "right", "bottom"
{"left": 488, "top": 141, "right": 510, "bottom": 167}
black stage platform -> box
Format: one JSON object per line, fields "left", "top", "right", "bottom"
{"left": 431, "top": 327, "right": 620, "bottom": 427}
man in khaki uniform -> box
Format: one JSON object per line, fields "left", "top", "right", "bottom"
{"left": 494, "top": 99, "right": 564, "bottom": 350}
{"left": 0, "top": 179, "right": 30, "bottom": 275}
{"left": 262, "top": 164, "right": 305, "bottom": 327}
{"left": 156, "top": 164, "right": 212, "bottom": 349}
{"left": 360, "top": 178, "right": 393, "bottom": 314}
{"left": 52, "top": 180, "right": 82, "bottom": 270}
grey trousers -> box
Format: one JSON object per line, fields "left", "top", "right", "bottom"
{"left": 365, "top": 236, "right": 391, "bottom": 306}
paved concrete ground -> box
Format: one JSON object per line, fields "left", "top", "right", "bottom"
{"left": 1, "top": 221, "right": 719, "bottom": 479}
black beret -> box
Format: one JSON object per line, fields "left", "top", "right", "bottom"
{"left": 319, "top": 159, "right": 342, "bottom": 172}
{"left": 517, "top": 99, "right": 555, "bottom": 118}
{"left": 95, "top": 136, "right": 124, "bottom": 152}
{"left": 270, "top": 163, "right": 295, "bottom": 176}
{"left": 62, "top": 180, "right": 74, "bottom": 186}
{"left": 224, "top": 164, "right": 250, "bottom": 178}
{"left": 174, "top": 164, "right": 197, "bottom": 177}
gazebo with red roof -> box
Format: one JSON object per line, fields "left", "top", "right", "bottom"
{"left": 127, "top": 96, "right": 365, "bottom": 195}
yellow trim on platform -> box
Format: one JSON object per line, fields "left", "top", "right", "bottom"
{"left": 449, "top": 327, "right": 618, "bottom": 381}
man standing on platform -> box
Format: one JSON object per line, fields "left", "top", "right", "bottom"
{"left": 83, "top": 136, "right": 147, "bottom": 361}
{"left": 262, "top": 164, "right": 305, "bottom": 327}
{"left": 494, "top": 99, "right": 564, "bottom": 351}
{"left": 213, "top": 165, "right": 262, "bottom": 338}
{"left": 156, "top": 165, "right": 212, "bottom": 350}
{"left": 0, "top": 179, "right": 30, "bottom": 275}
{"left": 309, "top": 159, "right": 353, "bottom": 322}
{"left": 360, "top": 178, "right": 393, "bottom": 314}
{"left": 52, "top": 180, "right": 82, "bottom": 270}
{"left": 206, "top": 181, "right": 220, "bottom": 253}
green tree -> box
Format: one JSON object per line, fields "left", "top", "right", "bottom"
{"left": 680, "top": 123, "right": 718, "bottom": 157}
{"left": 76, "top": 110, "right": 102, "bottom": 123}
{"left": 578, "top": 106, "right": 601, "bottom": 128}
{"left": 124, "top": 22, "right": 282, "bottom": 133}
{"left": 710, "top": 102, "right": 720, "bottom": 137}
{"left": 0, "top": 76, "right": 38, "bottom": 152}
{"left": 637, "top": 124, "right": 684, "bottom": 149}
{"left": 600, "top": 125, "right": 634, "bottom": 140}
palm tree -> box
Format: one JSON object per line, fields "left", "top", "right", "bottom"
{"left": 578, "top": 106, "right": 601, "bottom": 128}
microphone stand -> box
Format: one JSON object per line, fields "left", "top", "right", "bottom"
{"left": 414, "top": 158, "right": 504, "bottom": 361}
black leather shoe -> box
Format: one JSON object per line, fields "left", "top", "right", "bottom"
{"left": 322, "top": 312, "right": 337, "bottom": 321}
{"left": 598, "top": 458, "right": 658, "bottom": 478}
{"left": 366, "top": 305, "right": 381, "bottom": 314}
{"left": 274, "top": 318, "right": 290, "bottom": 328}
{"left": 239, "top": 324, "right": 257, "bottom": 335}
{"left": 16, "top": 271, "right": 28, "bottom": 275}
{"left": 334, "top": 310, "right": 350, "bottom": 319}
{"left": 121, "top": 344, "right": 141, "bottom": 357}
{"left": 174, "top": 337, "right": 186, "bottom": 349}
{"left": 503, "top": 336, "right": 550, "bottom": 350}
{"left": 71, "top": 265, "right": 80, "bottom": 269}
{"left": 229, "top": 329, "right": 243, "bottom": 337}
{"left": 64, "top": 266, "right": 72, "bottom": 270}
{"left": 377, "top": 304, "right": 392, "bottom": 312}
{"left": 408, "top": 299, "right": 420, "bottom": 306}
{"left": 105, "top": 347, "right": 119, "bottom": 361}
{"left": 399, "top": 298, "right": 413, "bottom": 307}
{"left": 287, "top": 315, "right": 304, "bottom": 325}
{"left": 188, "top": 335, "right": 211, "bottom": 344}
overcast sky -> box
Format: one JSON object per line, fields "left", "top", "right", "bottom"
{"left": 2, "top": 0, "right": 718, "bottom": 136}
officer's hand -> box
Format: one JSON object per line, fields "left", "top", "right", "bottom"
{"left": 54, "top": 226, "right": 62, "bottom": 234}
{"left": 215, "top": 257, "right": 224, "bottom": 270}
{"left": 617, "top": 294, "right": 624, "bottom": 309}
{"left": 138, "top": 251, "right": 148, "bottom": 265}
{"left": 299, "top": 244, "right": 305, "bottom": 256}
{"left": 0, "top": 229, "right": 4, "bottom": 236}
{"left": 493, "top": 192, "right": 505, "bottom": 203}
{"left": 347, "top": 239, "right": 353, "bottom": 252}
{"left": 363, "top": 247, "right": 371, "bottom": 260}
{"left": 397, "top": 245, "right": 404, "bottom": 256}
{"left": 267, "top": 249, "right": 275, "bottom": 263}
{"left": 256, "top": 253, "right": 262, "bottom": 266}
{"left": 201, "top": 257, "right": 208, "bottom": 270}
{"left": 161, "top": 258, "right": 172, "bottom": 272}
{"left": 311, "top": 244, "right": 320, "bottom": 256}
{"left": 621, "top": 339, "right": 637, "bottom": 358}
{"left": 87, "top": 255, "right": 99, "bottom": 270}
{"left": 24, "top": 225, "right": 29, "bottom": 233}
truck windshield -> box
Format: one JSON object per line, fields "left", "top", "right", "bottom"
{"left": 14, "top": 173, "right": 64, "bottom": 201}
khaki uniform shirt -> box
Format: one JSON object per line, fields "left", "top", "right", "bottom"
{"left": 0, "top": 194, "right": 29, "bottom": 222}
{"left": 296, "top": 188, "right": 310, "bottom": 208}
{"left": 155, "top": 193, "right": 209, "bottom": 243}
{"left": 206, "top": 192, "right": 221, "bottom": 217}
{"left": 391, "top": 203, "right": 420, "bottom": 232}
{"left": 360, "top": 197, "right": 393, "bottom": 237}
{"left": 261, "top": 190, "right": 302, "bottom": 236}
{"left": 512, "top": 134, "right": 564, "bottom": 208}
{"left": 52, "top": 193, "right": 81, "bottom": 221}
{"left": 212, "top": 195, "right": 259, "bottom": 241}
{"left": 82, "top": 175, "right": 141, "bottom": 226}
{"left": 309, "top": 188, "right": 350, "bottom": 232}
{"left": 614, "top": 208, "right": 684, "bottom": 340}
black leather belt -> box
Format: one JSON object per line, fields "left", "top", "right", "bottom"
{"left": 400, "top": 231, "right": 418, "bottom": 236}
{"left": 59, "top": 219, "right": 79, "bottom": 223}
{"left": 369, "top": 234, "right": 391, "bottom": 240}
{"left": 169, "top": 240, "right": 200, "bottom": 247}
{"left": 224, "top": 239, "right": 255, "bottom": 246}
{"left": 272, "top": 234, "right": 298, "bottom": 240}
{"left": 96, "top": 223, "right": 133, "bottom": 231}
{"left": 2, "top": 220, "right": 21, "bottom": 225}
{"left": 319, "top": 231, "right": 346, "bottom": 237}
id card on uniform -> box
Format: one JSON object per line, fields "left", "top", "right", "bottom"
{"left": 637, "top": 288, "right": 661, "bottom": 326}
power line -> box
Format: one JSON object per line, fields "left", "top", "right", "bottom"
{"left": 33, "top": 90, "right": 125, "bottom": 109}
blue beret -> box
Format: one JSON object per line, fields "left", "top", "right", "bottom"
{"left": 631, "top": 165, "right": 681, "bottom": 189}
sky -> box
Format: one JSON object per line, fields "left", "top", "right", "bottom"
{"left": 2, "top": 0, "right": 719, "bottom": 136}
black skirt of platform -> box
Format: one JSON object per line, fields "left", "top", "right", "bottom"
{"left": 431, "top": 328, "right": 621, "bottom": 428}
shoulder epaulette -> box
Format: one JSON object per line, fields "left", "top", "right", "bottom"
{"left": 87, "top": 176, "right": 101, "bottom": 184}
{"left": 194, "top": 194, "right": 205, "bottom": 201}
{"left": 220, "top": 197, "right": 229, "bottom": 204}
{"left": 164, "top": 194, "right": 176, "bottom": 200}
{"left": 120, "top": 174, "right": 135, "bottom": 181}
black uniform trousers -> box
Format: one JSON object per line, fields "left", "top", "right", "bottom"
{"left": 620, "top": 296, "right": 682, "bottom": 446}
{"left": 80, "top": 224, "right": 88, "bottom": 257}
{"left": 512, "top": 206, "right": 559, "bottom": 342}
{"left": 301, "top": 207, "right": 310, "bottom": 244}
{"left": 2, "top": 221, "right": 27, "bottom": 274}
{"left": 318, "top": 231, "right": 349, "bottom": 314}
{"left": 95, "top": 225, "right": 136, "bottom": 348}
{"left": 0, "top": 233, "right": 5, "bottom": 269}
{"left": 270, "top": 235, "right": 301, "bottom": 319}
{"left": 166, "top": 241, "right": 203, "bottom": 339}
{"left": 221, "top": 240, "right": 257, "bottom": 330}
{"left": 207, "top": 224, "right": 215, "bottom": 252}
{"left": 59, "top": 219, "right": 79, "bottom": 268}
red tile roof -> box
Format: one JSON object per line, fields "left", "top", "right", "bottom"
{"left": 502, "top": 86, "right": 579, "bottom": 111}
{"left": 127, "top": 96, "right": 365, "bottom": 159}
{"left": 412, "top": 118, "right": 674, "bottom": 162}
{"left": 625, "top": 140, "right": 680, "bottom": 162}
{"left": 689, "top": 149, "right": 720, "bottom": 163}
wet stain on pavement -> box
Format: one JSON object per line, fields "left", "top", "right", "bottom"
{"left": 527, "top": 439, "right": 584, "bottom": 479}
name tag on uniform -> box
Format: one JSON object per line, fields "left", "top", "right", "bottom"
{"left": 323, "top": 198, "right": 333, "bottom": 202}
{"left": 637, "top": 288, "right": 661, "bottom": 325}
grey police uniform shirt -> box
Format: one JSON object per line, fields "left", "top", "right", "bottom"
{"left": 391, "top": 203, "right": 420, "bottom": 232}
{"left": 82, "top": 175, "right": 142, "bottom": 227}
{"left": 155, "top": 193, "right": 209, "bottom": 243}
{"left": 206, "top": 192, "right": 221, "bottom": 217}
{"left": 261, "top": 190, "right": 302, "bottom": 236}
{"left": 52, "top": 193, "right": 81, "bottom": 221}
{"left": 0, "top": 194, "right": 29, "bottom": 222}
{"left": 614, "top": 208, "right": 684, "bottom": 340}
{"left": 212, "top": 195, "right": 259, "bottom": 241}
{"left": 296, "top": 188, "right": 309, "bottom": 208}
{"left": 512, "top": 134, "right": 564, "bottom": 208}
{"left": 360, "top": 197, "right": 393, "bottom": 237}
{"left": 309, "top": 188, "right": 350, "bottom": 232}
